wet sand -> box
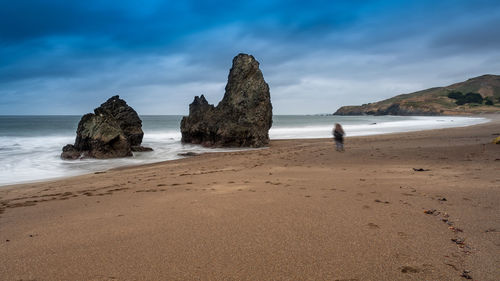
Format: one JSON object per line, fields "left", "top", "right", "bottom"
{"left": 1, "top": 116, "right": 499, "bottom": 280}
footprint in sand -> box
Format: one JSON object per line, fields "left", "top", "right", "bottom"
{"left": 397, "top": 232, "right": 408, "bottom": 238}
{"left": 400, "top": 266, "right": 419, "bottom": 273}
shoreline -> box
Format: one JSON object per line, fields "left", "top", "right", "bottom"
{"left": 1, "top": 115, "right": 499, "bottom": 279}
{"left": 0, "top": 114, "right": 493, "bottom": 188}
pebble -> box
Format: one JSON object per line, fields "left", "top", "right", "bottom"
{"left": 461, "top": 270, "right": 472, "bottom": 279}
{"left": 424, "top": 209, "right": 437, "bottom": 215}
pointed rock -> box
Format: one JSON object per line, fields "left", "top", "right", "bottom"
{"left": 180, "top": 54, "right": 273, "bottom": 147}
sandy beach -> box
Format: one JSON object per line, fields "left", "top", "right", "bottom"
{"left": 1, "top": 116, "right": 499, "bottom": 281}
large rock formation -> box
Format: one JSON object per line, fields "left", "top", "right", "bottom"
{"left": 61, "top": 95, "right": 152, "bottom": 159}
{"left": 180, "top": 54, "right": 273, "bottom": 147}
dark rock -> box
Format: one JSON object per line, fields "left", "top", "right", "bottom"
{"left": 61, "top": 144, "right": 81, "bottom": 160}
{"left": 177, "top": 152, "right": 200, "bottom": 157}
{"left": 61, "top": 96, "right": 152, "bottom": 159}
{"left": 400, "top": 266, "right": 419, "bottom": 273}
{"left": 413, "top": 168, "right": 430, "bottom": 172}
{"left": 180, "top": 54, "right": 272, "bottom": 147}
{"left": 94, "top": 95, "right": 144, "bottom": 146}
{"left": 73, "top": 113, "right": 132, "bottom": 159}
{"left": 424, "top": 209, "right": 437, "bottom": 215}
{"left": 131, "top": 146, "right": 154, "bottom": 152}
{"left": 461, "top": 270, "right": 472, "bottom": 279}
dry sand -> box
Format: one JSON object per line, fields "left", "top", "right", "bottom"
{"left": 1, "top": 116, "right": 499, "bottom": 280}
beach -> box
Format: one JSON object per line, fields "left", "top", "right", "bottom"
{"left": 1, "top": 116, "right": 499, "bottom": 280}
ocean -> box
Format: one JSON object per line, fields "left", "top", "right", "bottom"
{"left": 0, "top": 115, "right": 488, "bottom": 186}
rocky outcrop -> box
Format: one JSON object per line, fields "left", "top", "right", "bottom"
{"left": 180, "top": 54, "right": 273, "bottom": 147}
{"left": 61, "top": 96, "right": 152, "bottom": 159}
{"left": 93, "top": 95, "right": 145, "bottom": 146}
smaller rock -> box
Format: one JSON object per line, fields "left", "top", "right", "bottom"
{"left": 424, "top": 209, "right": 436, "bottom": 215}
{"left": 451, "top": 237, "right": 465, "bottom": 245}
{"left": 131, "top": 146, "right": 153, "bottom": 152}
{"left": 61, "top": 144, "right": 81, "bottom": 160}
{"left": 461, "top": 270, "right": 472, "bottom": 279}
{"left": 413, "top": 168, "right": 430, "bottom": 172}
{"left": 178, "top": 152, "right": 200, "bottom": 157}
{"left": 448, "top": 226, "right": 463, "bottom": 232}
{"left": 400, "top": 266, "right": 419, "bottom": 273}
{"left": 438, "top": 197, "right": 447, "bottom": 201}
{"left": 61, "top": 96, "right": 151, "bottom": 159}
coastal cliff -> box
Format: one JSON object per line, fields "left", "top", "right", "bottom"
{"left": 334, "top": 74, "right": 500, "bottom": 115}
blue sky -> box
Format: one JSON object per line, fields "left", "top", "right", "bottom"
{"left": 1, "top": 0, "right": 500, "bottom": 114}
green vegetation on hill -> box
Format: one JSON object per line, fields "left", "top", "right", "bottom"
{"left": 447, "top": 91, "right": 491, "bottom": 105}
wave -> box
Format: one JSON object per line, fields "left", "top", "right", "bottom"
{"left": 0, "top": 116, "right": 489, "bottom": 186}
{"left": 269, "top": 116, "right": 488, "bottom": 139}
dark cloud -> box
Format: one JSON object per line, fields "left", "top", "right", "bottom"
{"left": 0, "top": 0, "right": 499, "bottom": 114}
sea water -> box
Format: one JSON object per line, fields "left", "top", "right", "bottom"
{"left": 0, "top": 115, "right": 488, "bottom": 186}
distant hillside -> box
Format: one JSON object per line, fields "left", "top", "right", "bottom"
{"left": 334, "top": 74, "right": 500, "bottom": 115}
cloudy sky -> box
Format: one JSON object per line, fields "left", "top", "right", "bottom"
{"left": 1, "top": 0, "right": 500, "bottom": 115}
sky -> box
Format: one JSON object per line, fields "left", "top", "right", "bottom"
{"left": 1, "top": 0, "right": 500, "bottom": 115}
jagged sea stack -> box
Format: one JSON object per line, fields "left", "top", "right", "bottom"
{"left": 61, "top": 95, "right": 152, "bottom": 159}
{"left": 180, "top": 54, "right": 273, "bottom": 147}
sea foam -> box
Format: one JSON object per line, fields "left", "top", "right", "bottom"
{"left": 0, "top": 115, "right": 489, "bottom": 186}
